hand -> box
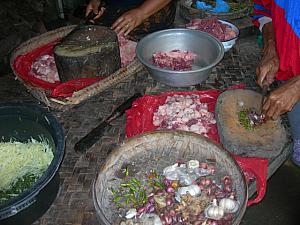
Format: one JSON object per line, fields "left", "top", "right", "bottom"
{"left": 111, "top": 8, "right": 145, "bottom": 36}
{"left": 85, "top": 0, "right": 105, "bottom": 22}
{"left": 263, "top": 77, "right": 300, "bottom": 120}
{"left": 256, "top": 40, "right": 279, "bottom": 87}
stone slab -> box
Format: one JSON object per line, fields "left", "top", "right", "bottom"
{"left": 215, "top": 89, "right": 288, "bottom": 158}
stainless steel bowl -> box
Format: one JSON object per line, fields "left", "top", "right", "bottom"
{"left": 219, "top": 20, "right": 240, "bottom": 52}
{"left": 136, "top": 28, "right": 224, "bottom": 87}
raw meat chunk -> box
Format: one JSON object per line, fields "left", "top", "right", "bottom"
{"left": 186, "top": 18, "right": 237, "bottom": 41}
{"left": 152, "top": 50, "right": 197, "bottom": 71}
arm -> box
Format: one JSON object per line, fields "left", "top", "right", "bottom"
{"left": 252, "top": 0, "right": 279, "bottom": 87}
{"left": 112, "top": 0, "right": 172, "bottom": 35}
{"left": 263, "top": 75, "right": 300, "bottom": 120}
{"left": 256, "top": 22, "right": 279, "bottom": 87}
{"left": 137, "top": 0, "right": 172, "bottom": 20}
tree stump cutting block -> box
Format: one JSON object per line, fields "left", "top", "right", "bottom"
{"left": 54, "top": 25, "right": 121, "bottom": 82}
{"left": 215, "top": 89, "right": 288, "bottom": 158}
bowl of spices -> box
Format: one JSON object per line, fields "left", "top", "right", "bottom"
{"left": 93, "top": 130, "right": 248, "bottom": 225}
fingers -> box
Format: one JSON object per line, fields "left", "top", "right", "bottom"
{"left": 94, "top": 7, "right": 105, "bottom": 20}
{"left": 85, "top": 5, "right": 93, "bottom": 17}
{"left": 111, "top": 17, "right": 125, "bottom": 30}
{"left": 257, "top": 66, "right": 267, "bottom": 88}
{"left": 263, "top": 100, "right": 278, "bottom": 120}
{"left": 112, "top": 17, "right": 134, "bottom": 35}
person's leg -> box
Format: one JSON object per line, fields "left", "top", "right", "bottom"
{"left": 288, "top": 99, "right": 300, "bottom": 165}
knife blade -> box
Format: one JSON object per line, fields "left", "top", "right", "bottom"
{"left": 74, "top": 93, "right": 142, "bottom": 152}
{"left": 259, "top": 84, "right": 269, "bottom": 115}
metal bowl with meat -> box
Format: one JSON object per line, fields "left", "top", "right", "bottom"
{"left": 186, "top": 18, "right": 239, "bottom": 52}
{"left": 136, "top": 28, "right": 224, "bottom": 87}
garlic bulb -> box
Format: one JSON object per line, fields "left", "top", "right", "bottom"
{"left": 219, "top": 197, "right": 239, "bottom": 213}
{"left": 204, "top": 199, "right": 224, "bottom": 220}
{"left": 125, "top": 208, "right": 137, "bottom": 219}
{"left": 187, "top": 160, "right": 200, "bottom": 170}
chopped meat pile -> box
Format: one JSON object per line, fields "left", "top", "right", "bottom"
{"left": 30, "top": 54, "right": 60, "bottom": 83}
{"left": 152, "top": 49, "right": 197, "bottom": 71}
{"left": 118, "top": 34, "right": 137, "bottom": 67}
{"left": 153, "top": 94, "right": 216, "bottom": 136}
{"left": 186, "top": 18, "right": 237, "bottom": 41}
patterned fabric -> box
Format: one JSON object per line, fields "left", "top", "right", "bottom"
{"left": 106, "top": 0, "right": 144, "bottom": 8}
{"left": 292, "top": 139, "right": 300, "bottom": 166}
{"left": 252, "top": 0, "right": 300, "bottom": 81}
{"left": 97, "top": 1, "right": 177, "bottom": 40}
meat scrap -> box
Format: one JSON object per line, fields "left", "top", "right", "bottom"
{"left": 118, "top": 34, "right": 137, "bottom": 67}
{"left": 29, "top": 36, "right": 137, "bottom": 83}
{"left": 30, "top": 54, "right": 60, "bottom": 83}
{"left": 153, "top": 94, "right": 216, "bottom": 136}
{"left": 152, "top": 50, "right": 197, "bottom": 71}
{"left": 186, "top": 18, "right": 237, "bottom": 41}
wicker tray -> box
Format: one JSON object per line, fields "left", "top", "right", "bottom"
{"left": 93, "top": 130, "right": 248, "bottom": 225}
{"left": 179, "top": 0, "right": 252, "bottom": 21}
{"left": 10, "top": 25, "right": 145, "bottom": 110}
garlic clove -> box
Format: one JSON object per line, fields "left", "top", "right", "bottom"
{"left": 140, "top": 213, "right": 163, "bottom": 225}
{"left": 125, "top": 208, "right": 137, "bottom": 219}
{"left": 177, "top": 185, "right": 201, "bottom": 197}
{"left": 176, "top": 184, "right": 201, "bottom": 202}
{"left": 219, "top": 197, "right": 239, "bottom": 213}
{"left": 187, "top": 160, "right": 200, "bottom": 170}
{"left": 204, "top": 199, "right": 225, "bottom": 220}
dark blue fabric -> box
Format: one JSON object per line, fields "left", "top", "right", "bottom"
{"left": 251, "top": 14, "right": 264, "bottom": 20}
{"left": 253, "top": 3, "right": 271, "bottom": 13}
{"left": 274, "top": 0, "right": 300, "bottom": 38}
{"left": 279, "top": 81, "right": 300, "bottom": 140}
{"left": 107, "top": 0, "right": 144, "bottom": 8}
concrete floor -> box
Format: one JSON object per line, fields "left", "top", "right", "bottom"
{"left": 242, "top": 159, "right": 300, "bottom": 225}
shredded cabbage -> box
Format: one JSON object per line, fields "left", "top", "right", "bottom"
{"left": 0, "top": 139, "right": 54, "bottom": 191}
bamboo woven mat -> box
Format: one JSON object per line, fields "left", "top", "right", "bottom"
{"left": 0, "top": 35, "right": 291, "bottom": 225}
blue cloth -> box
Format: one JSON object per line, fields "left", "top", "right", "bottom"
{"left": 274, "top": 0, "right": 300, "bottom": 39}
{"left": 287, "top": 99, "right": 300, "bottom": 140}
{"left": 196, "top": 0, "right": 230, "bottom": 13}
{"left": 196, "top": 1, "right": 213, "bottom": 10}
{"left": 210, "top": 0, "right": 230, "bottom": 13}
{"left": 280, "top": 81, "right": 300, "bottom": 140}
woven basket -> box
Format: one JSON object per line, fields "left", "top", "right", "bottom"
{"left": 10, "top": 25, "right": 145, "bottom": 110}
{"left": 179, "top": 0, "right": 252, "bottom": 21}
{"left": 93, "top": 130, "right": 248, "bottom": 225}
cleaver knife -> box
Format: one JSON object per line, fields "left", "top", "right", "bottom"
{"left": 74, "top": 93, "right": 142, "bottom": 152}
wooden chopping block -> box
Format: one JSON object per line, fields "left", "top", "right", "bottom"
{"left": 215, "top": 89, "right": 288, "bottom": 158}
{"left": 54, "top": 25, "right": 121, "bottom": 82}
